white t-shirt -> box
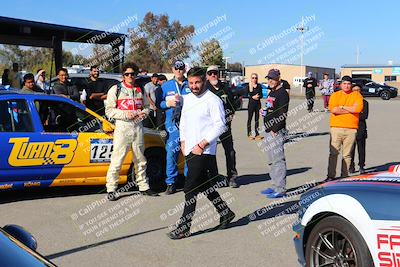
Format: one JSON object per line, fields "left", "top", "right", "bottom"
{"left": 179, "top": 89, "right": 226, "bottom": 156}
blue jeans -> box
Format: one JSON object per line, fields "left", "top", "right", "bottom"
{"left": 165, "top": 124, "right": 187, "bottom": 185}
{"left": 264, "top": 130, "right": 287, "bottom": 193}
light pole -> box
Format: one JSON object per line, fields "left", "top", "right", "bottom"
{"left": 223, "top": 56, "right": 230, "bottom": 70}
{"left": 296, "top": 16, "right": 309, "bottom": 93}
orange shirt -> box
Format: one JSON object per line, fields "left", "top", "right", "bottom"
{"left": 329, "top": 90, "right": 363, "bottom": 129}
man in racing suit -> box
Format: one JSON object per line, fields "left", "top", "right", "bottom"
{"left": 105, "top": 62, "right": 158, "bottom": 201}
{"left": 156, "top": 60, "right": 191, "bottom": 195}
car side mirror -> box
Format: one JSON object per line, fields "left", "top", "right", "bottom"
{"left": 3, "top": 224, "right": 37, "bottom": 251}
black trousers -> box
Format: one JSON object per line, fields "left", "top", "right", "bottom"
{"left": 178, "top": 154, "right": 229, "bottom": 230}
{"left": 350, "top": 137, "right": 366, "bottom": 168}
{"left": 247, "top": 101, "right": 261, "bottom": 136}
{"left": 219, "top": 124, "right": 238, "bottom": 181}
{"left": 306, "top": 95, "right": 315, "bottom": 111}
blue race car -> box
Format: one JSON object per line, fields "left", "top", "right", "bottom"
{"left": 293, "top": 165, "right": 400, "bottom": 267}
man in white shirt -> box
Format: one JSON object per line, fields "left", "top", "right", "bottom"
{"left": 167, "top": 67, "right": 235, "bottom": 239}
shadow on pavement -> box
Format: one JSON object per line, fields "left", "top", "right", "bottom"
{"left": 46, "top": 226, "right": 168, "bottom": 260}
{"left": 285, "top": 131, "right": 329, "bottom": 143}
{"left": 364, "top": 161, "right": 400, "bottom": 173}
{"left": 238, "top": 167, "right": 312, "bottom": 186}
{"left": 0, "top": 186, "right": 108, "bottom": 204}
{"left": 191, "top": 200, "right": 300, "bottom": 237}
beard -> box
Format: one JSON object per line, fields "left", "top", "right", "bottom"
{"left": 210, "top": 79, "right": 218, "bottom": 86}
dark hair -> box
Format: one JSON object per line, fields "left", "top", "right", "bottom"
{"left": 23, "top": 73, "right": 35, "bottom": 83}
{"left": 57, "top": 67, "right": 68, "bottom": 75}
{"left": 36, "top": 68, "right": 44, "bottom": 74}
{"left": 90, "top": 65, "right": 98, "bottom": 71}
{"left": 157, "top": 74, "right": 167, "bottom": 81}
{"left": 122, "top": 62, "right": 139, "bottom": 74}
{"left": 3, "top": 69, "right": 9, "bottom": 74}
{"left": 187, "top": 67, "right": 206, "bottom": 80}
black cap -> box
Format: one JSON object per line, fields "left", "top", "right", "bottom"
{"left": 151, "top": 73, "right": 159, "bottom": 78}
{"left": 266, "top": 69, "right": 281, "bottom": 80}
{"left": 341, "top": 76, "right": 352, "bottom": 83}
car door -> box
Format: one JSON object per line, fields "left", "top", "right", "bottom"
{"left": 0, "top": 96, "right": 61, "bottom": 190}
{"left": 33, "top": 97, "right": 126, "bottom": 187}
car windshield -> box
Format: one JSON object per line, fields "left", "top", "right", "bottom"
{"left": 0, "top": 229, "right": 55, "bottom": 266}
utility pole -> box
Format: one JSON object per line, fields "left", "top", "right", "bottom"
{"left": 296, "top": 16, "right": 309, "bottom": 93}
{"left": 356, "top": 45, "right": 360, "bottom": 64}
{"left": 223, "top": 56, "right": 230, "bottom": 70}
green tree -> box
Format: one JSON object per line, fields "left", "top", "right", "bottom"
{"left": 127, "top": 12, "right": 195, "bottom": 73}
{"left": 198, "top": 39, "right": 224, "bottom": 67}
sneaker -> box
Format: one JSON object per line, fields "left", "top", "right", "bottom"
{"left": 359, "top": 167, "right": 366, "bottom": 174}
{"left": 165, "top": 184, "right": 177, "bottom": 195}
{"left": 248, "top": 136, "right": 255, "bottom": 140}
{"left": 266, "top": 191, "right": 286, "bottom": 199}
{"left": 229, "top": 179, "right": 239, "bottom": 188}
{"left": 107, "top": 191, "right": 119, "bottom": 201}
{"left": 260, "top": 187, "right": 275, "bottom": 195}
{"left": 140, "top": 189, "right": 159, "bottom": 196}
{"left": 218, "top": 209, "right": 236, "bottom": 229}
{"left": 167, "top": 226, "right": 191, "bottom": 240}
{"left": 254, "top": 135, "right": 264, "bottom": 140}
{"left": 349, "top": 166, "right": 356, "bottom": 174}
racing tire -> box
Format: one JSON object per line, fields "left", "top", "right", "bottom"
{"left": 380, "top": 90, "right": 391, "bottom": 100}
{"left": 144, "top": 147, "right": 167, "bottom": 192}
{"left": 305, "top": 215, "right": 373, "bottom": 267}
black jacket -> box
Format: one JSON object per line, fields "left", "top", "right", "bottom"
{"left": 303, "top": 77, "right": 317, "bottom": 98}
{"left": 206, "top": 80, "right": 236, "bottom": 121}
{"left": 246, "top": 83, "right": 263, "bottom": 105}
{"left": 357, "top": 99, "right": 368, "bottom": 139}
{"left": 264, "top": 87, "right": 290, "bottom": 133}
{"left": 53, "top": 81, "right": 80, "bottom": 102}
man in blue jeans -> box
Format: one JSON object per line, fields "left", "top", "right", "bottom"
{"left": 260, "top": 69, "right": 289, "bottom": 198}
{"left": 156, "top": 60, "right": 191, "bottom": 194}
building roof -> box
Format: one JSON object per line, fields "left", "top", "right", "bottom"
{"left": 342, "top": 64, "right": 400, "bottom": 69}
{"left": 245, "top": 63, "right": 335, "bottom": 70}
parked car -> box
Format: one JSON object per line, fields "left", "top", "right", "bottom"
{"left": 352, "top": 78, "right": 398, "bottom": 100}
{"left": 293, "top": 165, "right": 400, "bottom": 267}
{"left": 50, "top": 73, "right": 151, "bottom": 93}
{"left": 0, "top": 224, "right": 56, "bottom": 266}
{"left": 231, "top": 83, "right": 268, "bottom": 98}
{"left": 0, "top": 91, "right": 182, "bottom": 192}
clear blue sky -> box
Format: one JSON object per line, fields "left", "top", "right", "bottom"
{"left": 2, "top": 0, "right": 399, "bottom": 71}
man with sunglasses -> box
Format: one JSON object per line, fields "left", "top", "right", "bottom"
{"left": 156, "top": 60, "right": 191, "bottom": 195}
{"left": 205, "top": 65, "right": 239, "bottom": 188}
{"left": 105, "top": 62, "right": 158, "bottom": 201}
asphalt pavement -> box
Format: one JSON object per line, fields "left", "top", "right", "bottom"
{"left": 1, "top": 97, "right": 399, "bottom": 267}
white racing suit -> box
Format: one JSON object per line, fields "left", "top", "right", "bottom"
{"left": 105, "top": 81, "right": 150, "bottom": 192}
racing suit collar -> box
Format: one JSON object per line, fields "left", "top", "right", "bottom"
{"left": 123, "top": 81, "right": 134, "bottom": 89}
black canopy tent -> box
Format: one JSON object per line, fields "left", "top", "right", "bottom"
{"left": 0, "top": 16, "right": 126, "bottom": 73}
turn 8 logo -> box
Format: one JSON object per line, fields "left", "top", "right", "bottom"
{"left": 8, "top": 137, "right": 78, "bottom": 167}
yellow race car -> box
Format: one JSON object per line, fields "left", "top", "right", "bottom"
{"left": 0, "top": 91, "right": 184, "bottom": 191}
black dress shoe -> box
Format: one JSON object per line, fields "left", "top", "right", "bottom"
{"left": 229, "top": 179, "right": 239, "bottom": 188}
{"left": 167, "top": 227, "right": 191, "bottom": 240}
{"left": 165, "top": 184, "right": 176, "bottom": 195}
{"left": 140, "top": 189, "right": 159, "bottom": 196}
{"left": 107, "top": 191, "right": 119, "bottom": 201}
{"left": 218, "top": 209, "right": 235, "bottom": 229}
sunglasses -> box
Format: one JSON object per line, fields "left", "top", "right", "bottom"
{"left": 123, "top": 72, "right": 136, "bottom": 77}
{"left": 174, "top": 67, "right": 185, "bottom": 71}
{"left": 207, "top": 71, "right": 218, "bottom": 76}
{"left": 251, "top": 77, "right": 258, "bottom": 79}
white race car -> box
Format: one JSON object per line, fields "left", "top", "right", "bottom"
{"left": 293, "top": 165, "right": 400, "bottom": 267}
